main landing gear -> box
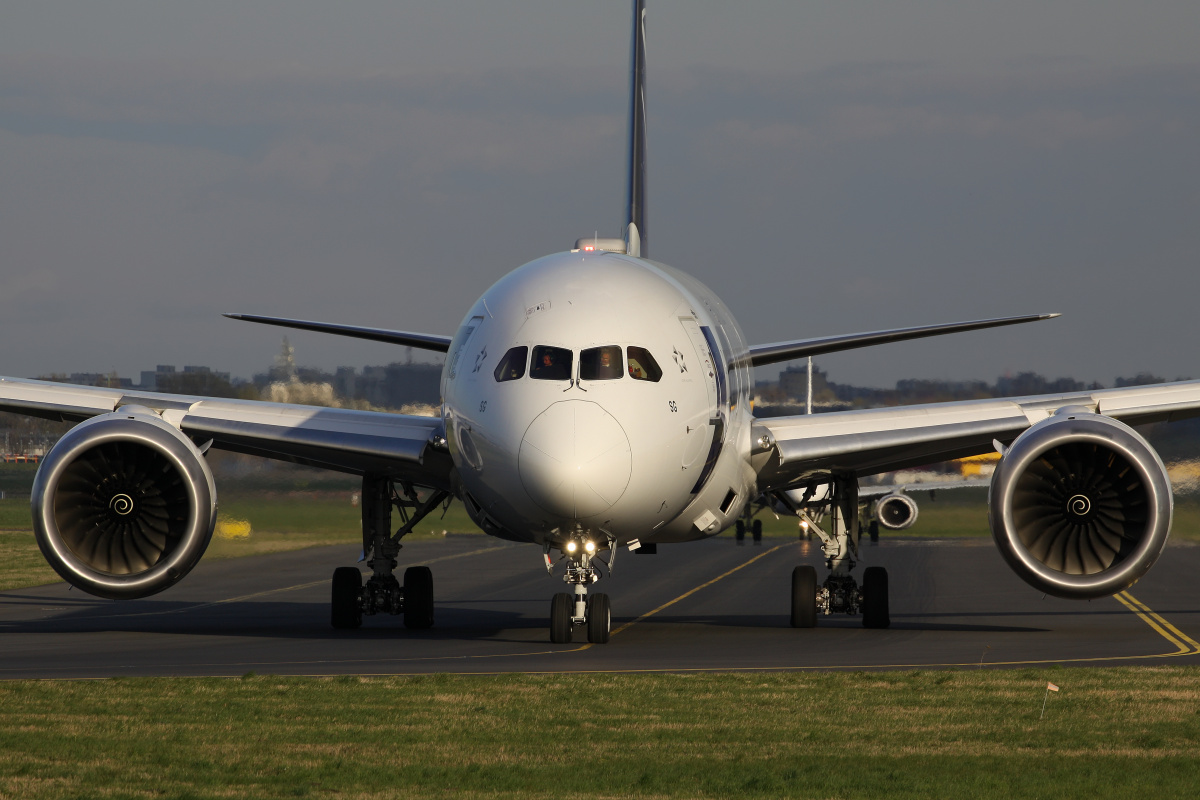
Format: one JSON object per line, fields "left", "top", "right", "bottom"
{"left": 788, "top": 478, "right": 890, "bottom": 630}
{"left": 546, "top": 532, "right": 615, "bottom": 644}
{"left": 330, "top": 474, "right": 448, "bottom": 630}
{"left": 734, "top": 516, "right": 763, "bottom": 546}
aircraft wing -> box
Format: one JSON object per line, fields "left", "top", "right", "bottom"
{"left": 0, "top": 376, "right": 450, "bottom": 488}
{"left": 747, "top": 313, "right": 1058, "bottom": 368}
{"left": 223, "top": 313, "right": 452, "bottom": 353}
{"left": 754, "top": 380, "right": 1200, "bottom": 492}
{"left": 857, "top": 478, "right": 990, "bottom": 498}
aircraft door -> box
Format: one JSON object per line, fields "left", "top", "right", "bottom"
{"left": 700, "top": 325, "right": 728, "bottom": 410}
{"left": 678, "top": 317, "right": 724, "bottom": 492}
{"left": 679, "top": 318, "right": 717, "bottom": 408}
{"left": 447, "top": 316, "right": 485, "bottom": 381}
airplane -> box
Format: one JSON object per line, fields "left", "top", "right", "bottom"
{"left": 1, "top": 0, "right": 1193, "bottom": 644}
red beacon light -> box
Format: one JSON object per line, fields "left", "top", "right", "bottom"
{"left": 571, "top": 237, "right": 627, "bottom": 254}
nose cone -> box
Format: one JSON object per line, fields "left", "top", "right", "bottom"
{"left": 519, "top": 400, "right": 632, "bottom": 519}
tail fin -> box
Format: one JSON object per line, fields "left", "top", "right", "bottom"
{"left": 623, "top": 0, "right": 649, "bottom": 258}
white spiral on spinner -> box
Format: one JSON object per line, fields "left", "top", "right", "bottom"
{"left": 109, "top": 494, "right": 135, "bottom": 516}
{"left": 1067, "top": 494, "right": 1091, "bottom": 517}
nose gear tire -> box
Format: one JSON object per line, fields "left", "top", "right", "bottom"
{"left": 587, "top": 592, "right": 612, "bottom": 644}
{"left": 550, "top": 592, "right": 573, "bottom": 643}
{"left": 791, "top": 565, "right": 817, "bottom": 628}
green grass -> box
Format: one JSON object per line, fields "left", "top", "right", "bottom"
{"left": 0, "top": 531, "right": 59, "bottom": 592}
{"left": 1, "top": 667, "right": 1198, "bottom": 799}
{"left": 206, "top": 493, "right": 483, "bottom": 559}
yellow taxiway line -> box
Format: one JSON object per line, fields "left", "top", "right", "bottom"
{"left": 1114, "top": 590, "right": 1200, "bottom": 656}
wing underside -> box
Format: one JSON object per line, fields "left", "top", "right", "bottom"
{"left": 754, "top": 379, "right": 1200, "bottom": 492}
{"left": 0, "top": 376, "right": 451, "bottom": 488}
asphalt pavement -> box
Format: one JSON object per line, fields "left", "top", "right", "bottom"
{"left": 2, "top": 533, "right": 1198, "bottom": 678}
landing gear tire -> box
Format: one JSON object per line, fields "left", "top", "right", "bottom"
{"left": 735, "top": 519, "right": 746, "bottom": 545}
{"left": 331, "top": 567, "right": 363, "bottom": 630}
{"left": 790, "top": 565, "right": 818, "bottom": 628}
{"left": 587, "top": 593, "right": 611, "bottom": 644}
{"left": 550, "top": 592, "right": 573, "bottom": 643}
{"left": 403, "top": 566, "right": 435, "bottom": 630}
{"left": 752, "top": 518, "right": 763, "bottom": 545}
{"left": 862, "top": 566, "right": 890, "bottom": 629}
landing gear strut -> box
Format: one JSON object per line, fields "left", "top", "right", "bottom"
{"left": 330, "top": 474, "right": 448, "bottom": 630}
{"left": 546, "top": 532, "right": 614, "bottom": 644}
{"left": 787, "top": 477, "right": 890, "bottom": 629}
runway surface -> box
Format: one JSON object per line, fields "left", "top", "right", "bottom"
{"left": 2, "top": 534, "right": 1199, "bottom": 678}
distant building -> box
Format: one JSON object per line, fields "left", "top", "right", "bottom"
{"left": 139, "top": 365, "right": 230, "bottom": 391}
{"left": 252, "top": 336, "right": 444, "bottom": 410}
{"left": 779, "top": 363, "right": 836, "bottom": 405}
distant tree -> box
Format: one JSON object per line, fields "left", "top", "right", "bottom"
{"left": 154, "top": 371, "right": 240, "bottom": 398}
{"left": 1115, "top": 373, "right": 1166, "bottom": 387}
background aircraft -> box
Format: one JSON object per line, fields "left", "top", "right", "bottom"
{"left": 3, "top": 1, "right": 1199, "bottom": 644}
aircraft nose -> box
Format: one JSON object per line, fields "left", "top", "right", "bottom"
{"left": 519, "top": 400, "right": 632, "bottom": 519}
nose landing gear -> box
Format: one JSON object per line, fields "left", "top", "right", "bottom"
{"left": 546, "top": 533, "right": 614, "bottom": 644}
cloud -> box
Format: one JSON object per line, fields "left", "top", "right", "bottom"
{"left": 2, "top": 54, "right": 1200, "bottom": 386}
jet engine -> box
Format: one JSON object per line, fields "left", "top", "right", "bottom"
{"left": 31, "top": 407, "right": 217, "bottom": 600}
{"left": 875, "top": 492, "right": 919, "bottom": 531}
{"left": 989, "top": 409, "right": 1171, "bottom": 599}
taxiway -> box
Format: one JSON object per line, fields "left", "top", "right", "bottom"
{"left": 1, "top": 535, "right": 1197, "bottom": 678}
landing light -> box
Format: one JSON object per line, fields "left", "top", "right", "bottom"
{"left": 566, "top": 541, "right": 577, "bottom": 554}
{"left": 585, "top": 541, "right": 596, "bottom": 554}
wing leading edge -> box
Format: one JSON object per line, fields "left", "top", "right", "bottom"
{"left": 223, "top": 313, "right": 452, "bottom": 353}
{"left": 0, "top": 376, "right": 451, "bottom": 487}
{"left": 753, "top": 379, "right": 1200, "bottom": 492}
{"left": 747, "top": 313, "right": 1059, "bottom": 368}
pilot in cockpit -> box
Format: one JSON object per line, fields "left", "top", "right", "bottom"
{"left": 594, "top": 348, "right": 622, "bottom": 380}
{"left": 534, "top": 349, "right": 570, "bottom": 381}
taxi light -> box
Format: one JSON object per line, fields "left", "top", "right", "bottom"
{"left": 585, "top": 541, "right": 596, "bottom": 554}
{"left": 566, "top": 541, "right": 577, "bottom": 554}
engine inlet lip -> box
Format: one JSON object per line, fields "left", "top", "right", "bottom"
{"left": 32, "top": 412, "right": 217, "bottom": 599}
{"left": 990, "top": 414, "right": 1172, "bottom": 599}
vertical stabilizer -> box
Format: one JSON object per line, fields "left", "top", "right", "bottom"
{"left": 623, "top": 0, "right": 649, "bottom": 258}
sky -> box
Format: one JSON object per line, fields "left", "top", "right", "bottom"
{"left": 2, "top": 1, "right": 1199, "bottom": 389}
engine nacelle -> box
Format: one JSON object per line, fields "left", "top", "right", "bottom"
{"left": 876, "top": 492, "right": 919, "bottom": 531}
{"left": 31, "top": 407, "right": 217, "bottom": 599}
{"left": 989, "top": 410, "right": 1171, "bottom": 599}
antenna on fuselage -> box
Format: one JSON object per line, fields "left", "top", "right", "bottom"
{"left": 623, "top": 0, "right": 648, "bottom": 258}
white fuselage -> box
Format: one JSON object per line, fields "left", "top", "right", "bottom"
{"left": 441, "top": 251, "right": 755, "bottom": 548}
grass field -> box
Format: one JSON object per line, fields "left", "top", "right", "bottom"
{"left": 1, "top": 667, "right": 1198, "bottom": 799}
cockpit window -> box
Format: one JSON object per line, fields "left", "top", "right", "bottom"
{"left": 627, "top": 346, "right": 662, "bottom": 382}
{"left": 529, "top": 345, "right": 573, "bottom": 380}
{"left": 579, "top": 346, "right": 623, "bottom": 381}
{"left": 493, "top": 346, "right": 528, "bottom": 382}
